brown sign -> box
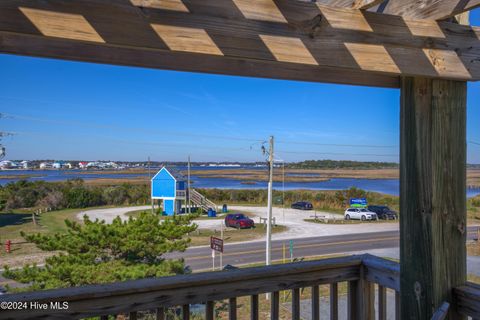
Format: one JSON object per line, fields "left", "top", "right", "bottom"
{"left": 210, "top": 236, "right": 223, "bottom": 253}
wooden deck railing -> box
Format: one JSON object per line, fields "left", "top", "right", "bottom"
{"left": 0, "top": 254, "right": 479, "bottom": 319}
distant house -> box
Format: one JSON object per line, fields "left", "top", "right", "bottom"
{"left": 104, "top": 162, "right": 118, "bottom": 169}
{"left": 20, "top": 160, "right": 29, "bottom": 169}
{"left": 39, "top": 162, "right": 52, "bottom": 169}
{"left": 151, "top": 167, "right": 186, "bottom": 216}
{"left": 52, "top": 162, "right": 62, "bottom": 169}
{"left": 0, "top": 160, "right": 16, "bottom": 169}
{"left": 78, "top": 162, "right": 88, "bottom": 169}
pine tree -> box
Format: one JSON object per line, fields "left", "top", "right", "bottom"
{"left": 4, "top": 211, "right": 198, "bottom": 291}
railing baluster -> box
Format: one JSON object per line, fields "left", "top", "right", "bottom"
{"left": 349, "top": 267, "right": 374, "bottom": 320}
{"left": 312, "top": 286, "right": 319, "bottom": 320}
{"left": 348, "top": 281, "right": 359, "bottom": 320}
{"left": 182, "top": 304, "right": 190, "bottom": 320}
{"left": 206, "top": 301, "right": 214, "bottom": 320}
{"left": 378, "top": 285, "right": 387, "bottom": 320}
{"left": 330, "top": 283, "right": 338, "bottom": 320}
{"left": 156, "top": 307, "right": 165, "bottom": 320}
{"left": 395, "top": 291, "right": 400, "bottom": 320}
{"left": 292, "top": 288, "right": 300, "bottom": 320}
{"left": 271, "top": 291, "right": 280, "bottom": 320}
{"left": 229, "top": 297, "right": 237, "bottom": 320}
{"left": 129, "top": 311, "right": 137, "bottom": 320}
{"left": 251, "top": 294, "right": 259, "bottom": 320}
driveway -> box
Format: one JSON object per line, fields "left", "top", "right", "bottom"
{"left": 78, "top": 205, "right": 399, "bottom": 241}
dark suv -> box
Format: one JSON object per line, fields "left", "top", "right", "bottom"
{"left": 225, "top": 213, "right": 254, "bottom": 229}
{"left": 291, "top": 201, "right": 313, "bottom": 210}
{"left": 367, "top": 205, "right": 398, "bottom": 220}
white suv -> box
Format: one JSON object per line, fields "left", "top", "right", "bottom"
{"left": 344, "top": 208, "right": 377, "bottom": 221}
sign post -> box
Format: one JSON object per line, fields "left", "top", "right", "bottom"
{"left": 220, "top": 222, "right": 224, "bottom": 270}
{"left": 211, "top": 248, "right": 215, "bottom": 271}
{"left": 289, "top": 239, "right": 294, "bottom": 262}
{"left": 210, "top": 236, "right": 224, "bottom": 271}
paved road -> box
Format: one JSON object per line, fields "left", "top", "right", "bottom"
{"left": 168, "top": 227, "right": 480, "bottom": 271}
{"left": 1, "top": 228, "right": 478, "bottom": 291}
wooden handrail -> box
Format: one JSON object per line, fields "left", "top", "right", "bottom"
{"left": 454, "top": 283, "right": 480, "bottom": 318}
{"left": 0, "top": 254, "right": 478, "bottom": 320}
{"left": 0, "top": 255, "right": 363, "bottom": 319}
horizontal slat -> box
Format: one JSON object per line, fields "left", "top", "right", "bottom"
{"left": 0, "top": 31, "right": 398, "bottom": 88}
{"left": 374, "top": 0, "right": 480, "bottom": 20}
{"left": 0, "top": 255, "right": 362, "bottom": 319}
{"left": 454, "top": 284, "right": 480, "bottom": 318}
{"left": 1, "top": 0, "right": 480, "bottom": 86}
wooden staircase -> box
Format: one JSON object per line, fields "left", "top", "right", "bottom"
{"left": 189, "top": 189, "right": 217, "bottom": 212}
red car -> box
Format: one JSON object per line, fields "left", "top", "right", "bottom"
{"left": 225, "top": 213, "right": 255, "bottom": 229}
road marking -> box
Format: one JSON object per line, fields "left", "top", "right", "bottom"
{"left": 186, "top": 236, "right": 399, "bottom": 261}
{"left": 185, "top": 230, "right": 478, "bottom": 262}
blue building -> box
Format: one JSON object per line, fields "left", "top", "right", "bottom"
{"left": 151, "top": 167, "right": 186, "bottom": 216}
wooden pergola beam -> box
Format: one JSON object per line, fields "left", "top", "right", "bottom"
{"left": 315, "top": 0, "right": 384, "bottom": 10}
{"left": 1, "top": 0, "right": 480, "bottom": 88}
{"left": 374, "top": 0, "right": 480, "bottom": 20}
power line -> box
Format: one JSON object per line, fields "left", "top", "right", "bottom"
{"left": 277, "top": 140, "right": 397, "bottom": 149}
{"left": 3, "top": 113, "right": 265, "bottom": 143}
{"left": 468, "top": 140, "right": 480, "bottom": 146}
{"left": 277, "top": 150, "right": 398, "bottom": 157}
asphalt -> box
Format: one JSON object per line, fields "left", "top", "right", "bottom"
{"left": 168, "top": 227, "right": 480, "bottom": 271}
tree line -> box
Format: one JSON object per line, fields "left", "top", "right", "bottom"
{"left": 0, "top": 179, "right": 402, "bottom": 213}
{"left": 0, "top": 179, "right": 150, "bottom": 211}
{"left": 286, "top": 159, "right": 399, "bottom": 169}
{"left": 197, "top": 187, "right": 400, "bottom": 212}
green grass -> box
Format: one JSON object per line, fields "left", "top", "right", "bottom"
{"left": 0, "top": 206, "right": 113, "bottom": 260}
{"left": 188, "top": 224, "right": 287, "bottom": 247}
{"left": 468, "top": 274, "right": 480, "bottom": 284}
{"left": 304, "top": 218, "right": 396, "bottom": 225}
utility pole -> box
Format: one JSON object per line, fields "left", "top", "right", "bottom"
{"left": 149, "top": 156, "right": 154, "bottom": 214}
{"left": 266, "top": 136, "right": 274, "bottom": 267}
{"left": 187, "top": 155, "right": 191, "bottom": 214}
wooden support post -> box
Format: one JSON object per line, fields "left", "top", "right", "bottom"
{"left": 400, "top": 77, "right": 467, "bottom": 319}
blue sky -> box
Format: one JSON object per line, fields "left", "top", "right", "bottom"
{"left": 1, "top": 9, "right": 480, "bottom": 163}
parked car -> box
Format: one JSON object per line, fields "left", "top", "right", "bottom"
{"left": 344, "top": 208, "right": 378, "bottom": 221}
{"left": 225, "top": 213, "right": 255, "bottom": 229}
{"left": 291, "top": 201, "right": 313, "bottom": 210}
{"left": 367, "top": 205, "right": 398, "bottom": 220}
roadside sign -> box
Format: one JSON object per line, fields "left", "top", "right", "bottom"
{"left": 350, "top": 198, "right": 367, "bottom": 207}
{"left": 210, "top": 236, "right": 224, "bottom": 253}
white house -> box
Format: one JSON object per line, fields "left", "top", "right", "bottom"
{"left": 0, "top": 160, "right": 16, "bottom": 169}
{"left": 20, "top": 160, "right": 29, "bottom": 169}
{"left": 39, "top": 162, "right": 52, "bottom": 169}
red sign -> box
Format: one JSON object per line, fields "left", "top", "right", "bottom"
{"left": 210, "top": 236, "right": 223, "bottom": 253}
